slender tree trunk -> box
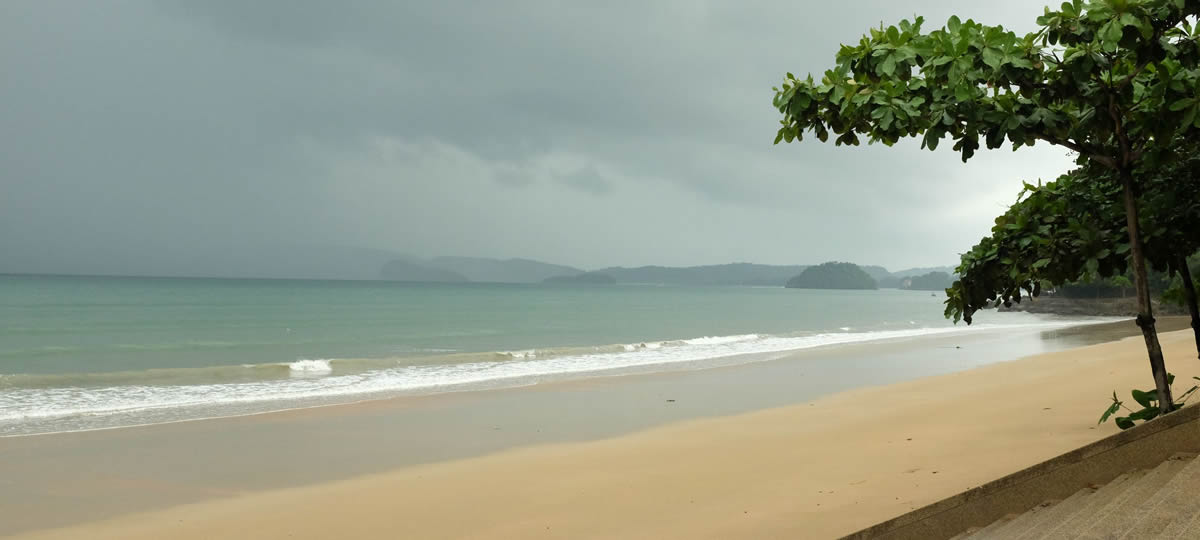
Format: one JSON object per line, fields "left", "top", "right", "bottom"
{"left": 1177, "top": 255, "right": 1200, "bottom": 360}
{"left": 1122, "top": 170, "right": 1174, "bottom": 412}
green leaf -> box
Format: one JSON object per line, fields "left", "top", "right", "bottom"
{"left": 886, "top": 26, "right": 900, "bottom": 44}
{"left": 947, "top": 15, "right": 961, "bottom": 33}
{"left": 880, "top": 56, "right": 897, "bottom": 76}
{"left": 880, "top": 109, "right": 895, "bottom": 130}
{"left": 1131, "top": 389, "right": 1157, "bottom": 408}
{"left": 1102, "top": 21, "right": 1123, "bottom": 46}
{"left": 1099, "top": 400, "right": 1121, "bottom": 424}
{"left": 1115, "top": 417, "right": 1136, "bottom": 430}
{"left": 929, "top": 55, "right": 954, "bottom": 67}
{"left": 1169, "top": 99, "right": 1194, "bottom": 111}
{"left": 982, "top": 48, "right": 1003, "bottom": 69}
{"left": 1176, "top": 384, "right": 1200, "bottom": 404}
{"left": 1128, "top": 407, "right": 1160, "bottom": 422}
{"left": 924, "top": 131, "right": 941, "bottom": 150}
{"left": 954, "top": 84, "right": 973, "bottom": 102}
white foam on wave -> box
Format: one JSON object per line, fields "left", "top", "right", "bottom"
{"left": 623, "top": 341, "right": 665, "bottom": 351}
{"left": 288, "top": 359, "right": 333, "bottom": 374}
{"left": 0, "top": 318, "right": 1113, "bottom": 432}
{"left": 682, "top": 334, "right": 759, "bottom": 346}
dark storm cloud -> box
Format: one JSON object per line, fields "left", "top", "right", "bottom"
{"left": 1, "top": 1, "right": 1074, "bottom": 275}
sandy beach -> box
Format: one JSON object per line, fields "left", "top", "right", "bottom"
{"left": 7, "top": 325, "right": 1199, "bottom": 539}
{"left": 12, "top": 2, "right": 1200, "bottom": 538}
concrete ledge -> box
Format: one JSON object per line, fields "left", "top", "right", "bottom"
{"left": 840, "top": 403, "right": 1200, "bottom": 540}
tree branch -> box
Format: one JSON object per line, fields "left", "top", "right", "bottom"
{"left": 1115, "top": 60, "right": 1150, "bottom": 90}
{"left": 1108, "top": 94, "right": 1133, "bottom": 168}
{"left": 1030, "top": 132, "right": 1117, "bottom": 169}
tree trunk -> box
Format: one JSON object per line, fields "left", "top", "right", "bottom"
{"left": 1121, "top": 170, "right": 1174, "bottom": 412}
{"left": 1177, "top": 255, "right": 1200, "bottom": 360}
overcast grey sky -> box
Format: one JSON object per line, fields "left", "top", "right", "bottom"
{"left": 1, "top": 1, "right": 1075, "bottom": 274}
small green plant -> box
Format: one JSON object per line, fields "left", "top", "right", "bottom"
{"left": 1099, "top": 374, "right": 1200, "bottom": 430}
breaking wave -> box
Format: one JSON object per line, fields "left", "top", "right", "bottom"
{"left": 0, "top": 319, "right": 1106, "bottom": 436}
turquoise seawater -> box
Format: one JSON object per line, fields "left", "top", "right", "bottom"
{"left": 0, "top": 274, "right": 1086, "bottom": 435}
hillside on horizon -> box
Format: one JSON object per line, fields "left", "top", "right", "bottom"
{"left": 426, "top": 256, "right": 584, "bottom": 283}
{"left": 785, "top": 262, "right": 878, "bottom": 290}
{"left": 2, "top": 243, "right": 953, "bottom": 287}
{"left": 877, "top": 266, "right": 957, "bottom": 288}
{"left": 593, "top": 263, "right": 808, "bottom": 287}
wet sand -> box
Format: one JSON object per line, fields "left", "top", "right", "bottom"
{"left": 1, "top": 318, "right": 1192, "bottom": 538}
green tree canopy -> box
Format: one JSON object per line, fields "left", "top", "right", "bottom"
{"left": 773, "top": 2, "right": 1200, "bottom": 165}
{"left": 772, "top": 0, "right": 1200, "bottom": 411}
{"left": 946, "top": 150, "right": 1200, "bottom": 361}
{"left": 946, "top": 154, "right": 1200, "bottom": 324}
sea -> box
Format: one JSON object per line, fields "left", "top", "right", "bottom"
{"left": 0, "top": 274, "right": 1103, "bottom": 436}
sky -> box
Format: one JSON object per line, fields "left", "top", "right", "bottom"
{"left": 0, "top": 1, "right": 1078, "bottom": 276}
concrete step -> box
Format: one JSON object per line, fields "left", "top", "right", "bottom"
{"left": 1035, "top": 471, "right": 1148, "bottom": 540}
{"left": 1005, "top": 487, "right": 1099, "bottom": 539}
{"left": 963, "top": 513, "right": 1017, "bottom": 539}
{"left": 1074, "top": 454, "right": 1195, "bottom": 540}
{"left": 975, "top": 499, "right": 1060, "bottom": 539}
{"left": 948, "top": 526, "right": 982, "bottom": 540}
{"left": 1119, "top": 454, "right": 1200, "bottom": 537}
{"left": 1155, "top": 502, "right": 1200, "bottom": 539}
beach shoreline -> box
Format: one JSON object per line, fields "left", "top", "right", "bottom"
{"left": 0, "top": 275, "right": 1114, "bottom": 439}
{"left": 0, "top": 315, "right": 1140, "bottom": 439}
{"left": 4, "top": 321, "right": 1198, "bottom": 539}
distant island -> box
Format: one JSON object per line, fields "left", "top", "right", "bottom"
{"left": 785, "top": 262, "right": 877, "bottom": 290}
{"left": 6, "top": 245, "right": 956, "bottom": 287}
{"left": 375, "top": 257, "right": 952, "bottom": 287}
{"left": 542, "top": 272, "right": 616, "bottom": 285}
{"left": 380, "top": 259, "right": 468, "bottom": 282}
{"left": 593, "top": 263, "right": 808, "bottom": 286}
{"left": 426, "top": 256, "right": 584, "bottom": 283}
{"left": 876, "top": 266, "right": 957, "bottom": 288}
{"left": 379, "top": 256, "right": 582, "bottom": 283}
{"left": 901, "top": 271, "right": 955, "bottom": 291}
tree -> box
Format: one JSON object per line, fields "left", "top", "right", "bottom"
{"left": 944, "top": 157, "right": 1200, "bottom": 359}
{"left": 946, "top": 171, "right": 1126, "bottom": 321}
{"left": 773, "top": 0, "right": 1200, "bottom": 412}
{"left": 1163, "top": 255, "right": 1200, "bottom": 356}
